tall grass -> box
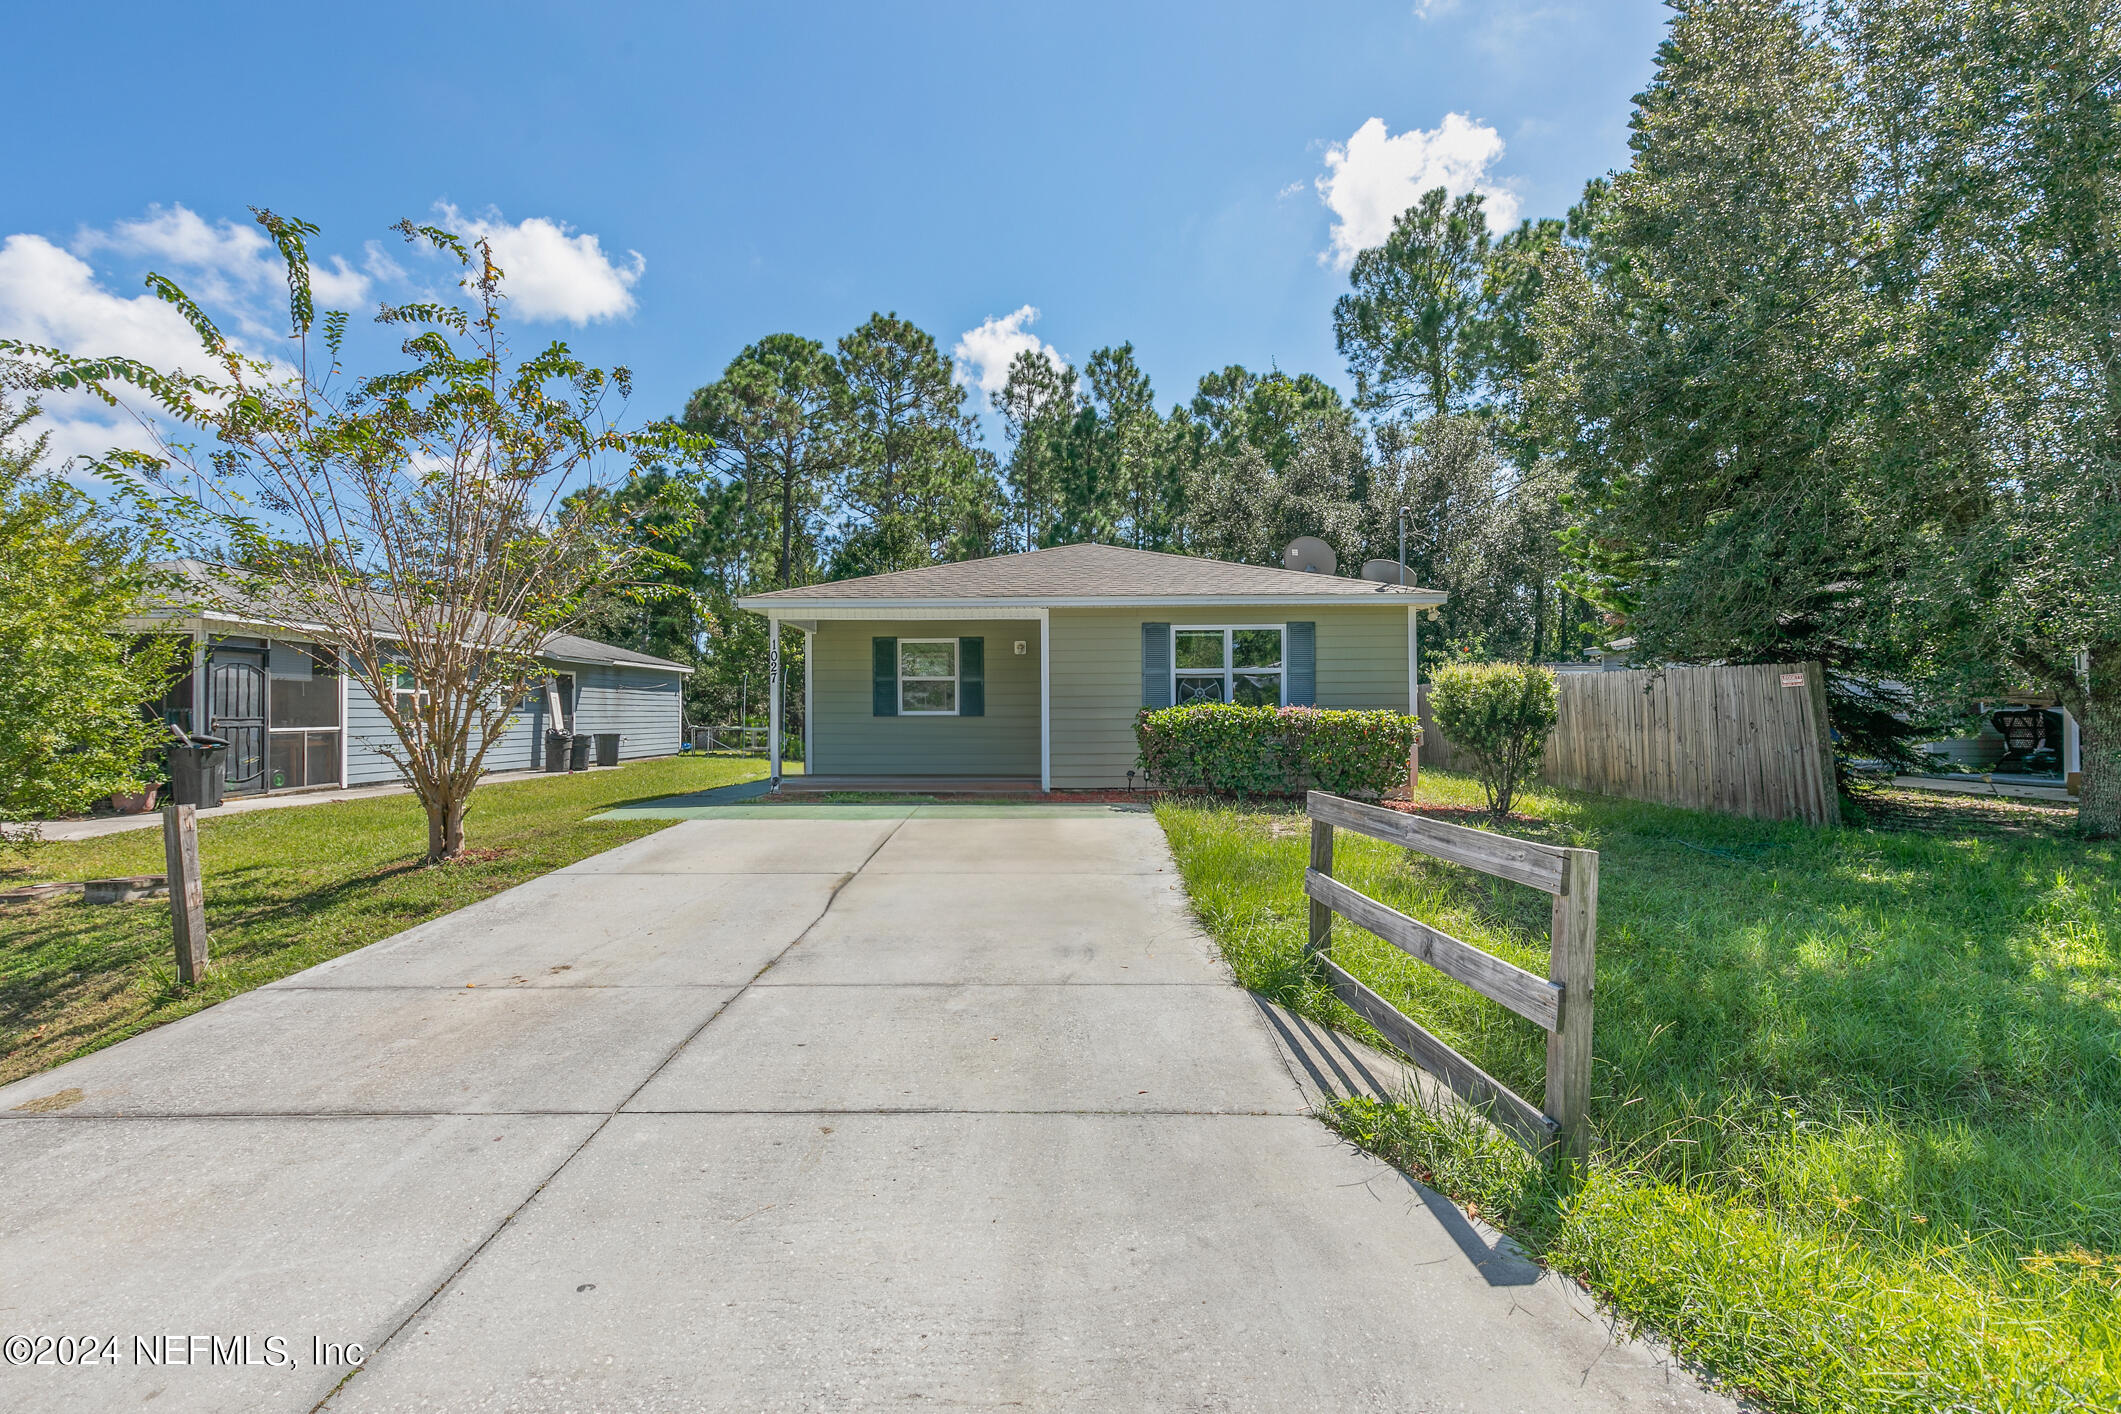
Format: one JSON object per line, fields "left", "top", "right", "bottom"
{"left": 1158, "top": 775, "right": 2121, "bottom": 1413}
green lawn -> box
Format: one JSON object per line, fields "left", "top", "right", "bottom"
{"left": 1158, "top": 774, "right": 2120, "bottom": 1414}
{"left": 0, "top": 756, "right": 763, "bottom": 1087}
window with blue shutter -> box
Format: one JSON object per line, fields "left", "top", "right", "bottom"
{"left": 1141, "top": 623, "right": 1172, "bottom": 708}
{"left": 958, "top": 637, "right": 984, "bottom": 717}
{"left": 872, "top": 637, "right": 898, "bottom": 716}
{"left": 1286, "top": 622, "right": 1316, "bottom": 706}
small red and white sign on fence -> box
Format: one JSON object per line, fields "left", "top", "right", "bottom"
{"left": 1781, "top": 672, "right": 1808, "bottom": 688}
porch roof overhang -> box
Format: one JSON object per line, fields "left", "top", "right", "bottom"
{"left": 741, "top": 591, "right": 1448, "bottom": 621}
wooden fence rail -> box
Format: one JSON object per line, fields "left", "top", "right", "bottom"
{"left": 1304, "top": 791, "right": 1597, "bottom": 1159}
{"left": 1417, "top": 661, "right": 1837, "bottom": 825}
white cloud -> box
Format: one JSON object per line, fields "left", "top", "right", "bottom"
{"left": 433, "top": 205, "right": 643, "bottom": 324}
{"left": 306, "top": 255, "right": 370, "bottom": 308}
{"left": 0, "top": 232, "right": 238, "bottom": 472}
{"left": 1314, "top": 114, "right": 1519, "bottom": 267}
{"left": 33, "top": 409, "right": 164, "bottom": 473}
{"left": 71, "top": 202, "right": 372, "bottom": 323}
{"left": 1, "top": 233, "right": 225, "bottom": 379}
{"left": 361, "top": 239, "right": 408, "bottom": 286}
{"left": 952, "top": 306, "right": 1064, "bottom": 399}
{"left": 76, "top": 204, "right": 274, "bottom": 304}
{"left": 1472, "top": 4, "right": 1582, "bottom": 58}
{"left": 1412, "top": 0, "right": 1462, "bottom": 16}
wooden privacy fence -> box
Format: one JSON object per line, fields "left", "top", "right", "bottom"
{"left": 1418, "top": 661, "right": 1837, "bottom": 825}
{"left": 1304, "top": 791, "right": 1597, "bottom": 1159}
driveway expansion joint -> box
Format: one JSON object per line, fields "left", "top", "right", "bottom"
{"left": 312, "top": 824, "right": 908, "bottom": 1410}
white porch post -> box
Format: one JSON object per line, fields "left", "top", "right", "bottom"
{"left": 191, "top": 629, "right": 206, "bottom": 734}
{"left": 803, "top": 628, "right": 814, "bottom": 775}
{"left": 1407, "top": 605, "right": 1421, "bottom": 789}
{"left": 767, "top": 616, "right": 782, "bottom": 790}
{"left": 1039, "top": 607, "right": 1051, "bottom": 793}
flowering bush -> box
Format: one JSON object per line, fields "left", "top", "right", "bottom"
{"left": 1134, "top": 704, "right": 1418, "bottom": 799}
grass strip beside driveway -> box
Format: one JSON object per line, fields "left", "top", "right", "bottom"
{"left": 0, "top": 757, "right": 766, "bottom": 1087}
{"left": 1157, "top": 773, "right": 2121, "bottom": 1414}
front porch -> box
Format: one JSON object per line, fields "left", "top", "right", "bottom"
{"left": 779, "top": 774, "right": 1043, "bottom": 796}
{"left": 765, "top": 610, "right": 1049, "bottom": 791}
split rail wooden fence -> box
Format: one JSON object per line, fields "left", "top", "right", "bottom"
{"left": 1303, "top": 791, "right": 1597, "bottom": 1159}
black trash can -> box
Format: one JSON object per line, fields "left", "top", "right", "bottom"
{"left": 544, "top": 731, "right": 571, "bottom": 773}
{"left": 569, "top": 734, "right": 592, "bottom": 772}
{"left": 594, "top": 732, "right": 621, "bottom": 768}
{"left": 167, "top": 735, "right": 229, "bottom": 809}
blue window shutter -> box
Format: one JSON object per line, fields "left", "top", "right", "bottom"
{"left": 1286, "top": 622, "right": 1316, "bottom": 705}
{"left": 1141, "top": 622, "right": 1172, "bottom": 708}
{"left": 873, "top": 637, "right": 898, "bottom": 716}
{"left": 958, "top": 637, "right": 984, "bottom": 717}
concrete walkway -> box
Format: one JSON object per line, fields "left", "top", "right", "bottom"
{"left": 18, "top": 755, "right": 746, "bottom": 842}
{"left": 23, "top": 768, "right": 561, "bottom": 842}
{"left": 0, "top": 807, "right": 1730, "bottom": 1413}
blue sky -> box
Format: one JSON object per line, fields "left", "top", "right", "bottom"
{"left": 4, "top": 0, "right": 1669, "bottom": 465}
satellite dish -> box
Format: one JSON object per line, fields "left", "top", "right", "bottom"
{"left": 1362, "top": 558, "right": 1413, "bottom": 586}
{"left": 1282, "top": 536, "right": 1338, "bottom": 576}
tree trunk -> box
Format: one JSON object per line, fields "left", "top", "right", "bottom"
{"left": 2079, "top": 661, "right": 2118, "bottom": 840}
{"left": 424, "top": 788, "right": 467, "bottom": 862}
{"left": 1531, "top": 578, "right": 1546, "bottom": 663}
{"left": 780, "top": 457, "right": 795, "bottom": 590}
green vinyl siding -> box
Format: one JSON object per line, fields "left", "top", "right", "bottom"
{"left": 809, "top": 619, "right": 1040, "bottom": 777}
{"left": 1046, "top": 605, "right": 1410, "bottom": 789}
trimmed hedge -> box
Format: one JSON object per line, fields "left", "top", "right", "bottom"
{"left": 1134, "top": 704, "right": 1418, "bottom": 799}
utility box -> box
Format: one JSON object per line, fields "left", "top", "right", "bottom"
{"left": 594, "top": 732, "right": 621, "bottom": 767}
{"left": 167, "top": 736, "right": 229, "bottom": 809}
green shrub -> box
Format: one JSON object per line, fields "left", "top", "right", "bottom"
{"left": 1134, "top": 704, "right": 1417, "bottom": 798}
{"left": 1429, "top": 662, "right": 1558, "bottom": 815}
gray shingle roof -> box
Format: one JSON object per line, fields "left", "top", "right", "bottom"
{"left": 737, "top": 543, "right": 1440, "bottom": 606}
{"left": 539, "top": 633, "right": 691, "bottom": 672}
{"left": 142, "top": 560, "right": 690, "bottom": 672}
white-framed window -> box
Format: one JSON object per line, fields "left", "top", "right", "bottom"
{"left": 898, "top": 638, "right": 959, "bottom": 715}
{"left": 388, "top": 662, "right": 432, "bottom": 717}
{"left": 1174, "top": 625, "right": 1285, "bottom": 707}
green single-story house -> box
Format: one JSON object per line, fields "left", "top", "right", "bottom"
{"left": 736, "top": 543, "right": 1446, "bottom": 791}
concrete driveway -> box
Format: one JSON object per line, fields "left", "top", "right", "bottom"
{"left": 0, "top": 805, "right": 1729, "bottom": 1412}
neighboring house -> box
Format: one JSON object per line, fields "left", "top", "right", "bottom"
{"left": 737, "top": 542, "right": 1446, "bottom": 791}
{"left": 130, "top": 560, "right": 689, "bottom": 798}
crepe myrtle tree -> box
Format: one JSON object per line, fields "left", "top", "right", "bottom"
{"left": 2, "top": 211, "right": 711, "bottom": 862}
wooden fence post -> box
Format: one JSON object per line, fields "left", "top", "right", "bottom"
{"left": 1802, "top": 659, "right": 1838, "bottom": 826}
{"left": 1546, "top": 848, "right": 1597, "bottom": 1161}
{"left": 161, "top": 803, "right": 208, "bottom": 983}
{"left": 1307, "top": 818, "right": 1334, "bottom": 956}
